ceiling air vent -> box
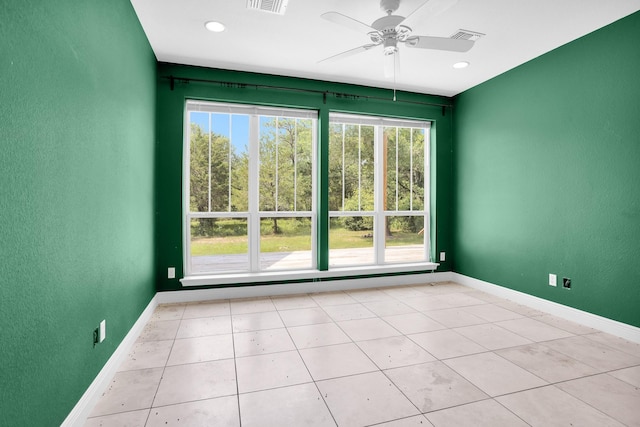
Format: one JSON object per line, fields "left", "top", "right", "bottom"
{"left": 450, "top": 29, "right": 485, "bottom": 42}
{"left": 247, "top": 0, "right": 289, "bottom": 15}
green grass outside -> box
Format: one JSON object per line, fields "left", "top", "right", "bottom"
{"left": 191, "top": 224, "right": 422, "bottom": 256}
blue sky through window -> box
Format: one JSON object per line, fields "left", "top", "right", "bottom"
{"left": 190, "top": 112, "right": 249, "bottom": 152}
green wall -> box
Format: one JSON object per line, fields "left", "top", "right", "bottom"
{"left": 3, "top": 3, "right": 637, "bottom": 423}
{"left": 453, "top": 11, "right": 640, "bottom": 327}
{"left": 0, "top": 1, "right": 157, "bottom": 425}
{"left": 156, "top": 63, "right": 455, "bottom": 291}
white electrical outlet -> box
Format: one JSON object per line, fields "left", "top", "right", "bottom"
{"left": 439, "top": 252, "right": 446, "bottom": 262}
{"left": 99, "top": 320, "right": 106, "bottom": 343}
{"left": 168, "top": 267, "right": 175, "bottom": 279}
{"left": 549, "top": 274, "right": 557, "bottom": 287}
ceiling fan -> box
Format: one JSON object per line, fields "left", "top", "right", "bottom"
{"left": 319, "top": 0, "right": 474, "bottom": 78}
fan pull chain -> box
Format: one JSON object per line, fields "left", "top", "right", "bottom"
{"left": 393, "top": 53, "right": 397, "bottom": 101}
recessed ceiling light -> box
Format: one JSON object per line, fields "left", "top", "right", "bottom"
{"left": 453, "top": 61, "right": 470, "bottom": 69}
{"left": 205, "top": 21, "right": 226, "bottom": 32}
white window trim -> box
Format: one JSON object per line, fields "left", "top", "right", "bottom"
{"left": 329, "top": 113, "right": 431, "bottom": 268}
{"left": 181, "top": 262, "right": 439, "bottom": 287}
{"left": 184, "top": 100, "right": 318, "bottom": 277}
{"left": 182, "top": 102, "right": 434, "bottom": 284}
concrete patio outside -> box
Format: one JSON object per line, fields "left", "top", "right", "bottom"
{"left": 191, "top": 245, "right": 426, "bottom": 273}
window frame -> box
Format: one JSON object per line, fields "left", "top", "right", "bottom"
{"left": 328, "top": 113, "right": 431, "bottom": 268}
{"left": 181, "top": 101, "right": 438, "bottom": 285}
{"left": 183, "top": 100, "right": 318, "bottom": 277}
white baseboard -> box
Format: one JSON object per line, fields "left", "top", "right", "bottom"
{"left": 61, "top": 295, "right": 159, "bottom": 427}
{"left": 452, "top": 273, "right": 640, "bottom": 344}
{"left": 157, "top": 271, "right": 454, "bottom": 304}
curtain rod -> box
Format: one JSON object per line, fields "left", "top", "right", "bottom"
{"left": 162, "top": 75, "right": 452, "bottom": 110}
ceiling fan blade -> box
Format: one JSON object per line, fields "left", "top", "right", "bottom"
{"left": 321, "top": 11, "right": 376, "bottom": 34}
{"left": 399, "top": 0, "right": 458, "bottom": 29}
{"left": 319, "top": 44, "right": 379, "bottom": 63}
{"left": 405, "top": 36, "right": 474, "bottom": 52}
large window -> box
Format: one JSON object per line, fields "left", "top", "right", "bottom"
{"left": 185, "top": 101, "right": 316, "bottom": 275}
{"left": 184, "top": 101, "right": 431, "bottom": 278}
{"left": 328, "top": 113, "right": 430, "bottom": 268}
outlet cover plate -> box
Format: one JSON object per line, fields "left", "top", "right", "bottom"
{"left": 439, "top": 252, "right": 446, "bottom": 262}
{"left": 168, "top": 267, "right": 176, "bottom": 279}
{"left": 99, "top": 320, "right": 106, "bottom": 343}
{"left": 549, "top": 274, "right": 557, "bottom": 287}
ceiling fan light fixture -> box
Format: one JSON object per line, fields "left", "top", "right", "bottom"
{"left": 453, "top": 61, "right": 470, "bottom": 69}
{"left": 383, "top": 37, "right": 398, "bottom": 54}
{"left": 205, "top": 21, "right": 226, "bottom": 32}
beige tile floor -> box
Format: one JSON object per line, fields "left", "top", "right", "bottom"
{"left": 84, "top": 281, "right": 640, "bottom": 427}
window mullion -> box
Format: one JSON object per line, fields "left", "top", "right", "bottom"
{"left": 208, "top": 113, "right": 212, "bottom": 212}
{"left": 410, "top": 129, "right": 414, "bottom": 211}
{"left": 228, "top": 114, "right": 232, "bottom": 212}
{"left": 424, "top": 128, "right": 430, "bottom": 261}
{"left": 294, "top": 119, "right": 298, "bottom": 212}
{"left": 374, "top": 125, "right": 385, "bottom": 264}
{"left": 275, "top": 117, "right": 279, "bottom": 212}
{"left": 395, "top": 127, "right": 399, "bottom": 211}
{"left": 341, "top": 124, "right": 345, "bottom": 211}
{"left": 311, "top": 117, "right": 318, "bottom": 270}
{"left": 249, "top": 115, "right": 260, "bottom": 271}
{"left": 358, "top": 125, "right": 362, "bottom": 211}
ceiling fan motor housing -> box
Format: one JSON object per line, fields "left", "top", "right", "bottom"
{"left": 372, "top": 14, "right": 405, "bottom": 31}
{"left": 370, "top": 14, "right": 412, "bottom": 50}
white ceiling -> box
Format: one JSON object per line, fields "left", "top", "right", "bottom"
{"left": 130, "top": 0, "right": 640, "bottom": 97}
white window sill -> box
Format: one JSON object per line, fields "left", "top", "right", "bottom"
{"left": 180, "top": 262, "right": 439, "bottom": 287}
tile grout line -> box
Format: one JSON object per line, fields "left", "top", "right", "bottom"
{"left": 308, "top": 291, "right": 437, "bottom": 425}
{"left": 418, "top": 334, "right": 579, "bottom": 419}
{"left": 346, "top": 289, "right": 495, "bottom": 424}
{"left": 364, "top": 298, "right": 484, "bottom": 423}
{"left": 347, "top": 286, "right": 628, "bottom": 424}
{"left": 270, "top": 297, "right": 341, "bottom": 427}
{"left": 491, "top": 398, "right": 535, "bottom": 427}
{"left": 143, "top": 304, "right": 186, "bottom": 427}
{"left": 229, "top": 310, "right": 244, "bottom": 427}
{"left": 490, "top": 382, "right": 626, "bottom": 426}
{"left": 543, "top": 375, "right": 637, "bottom": 426}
